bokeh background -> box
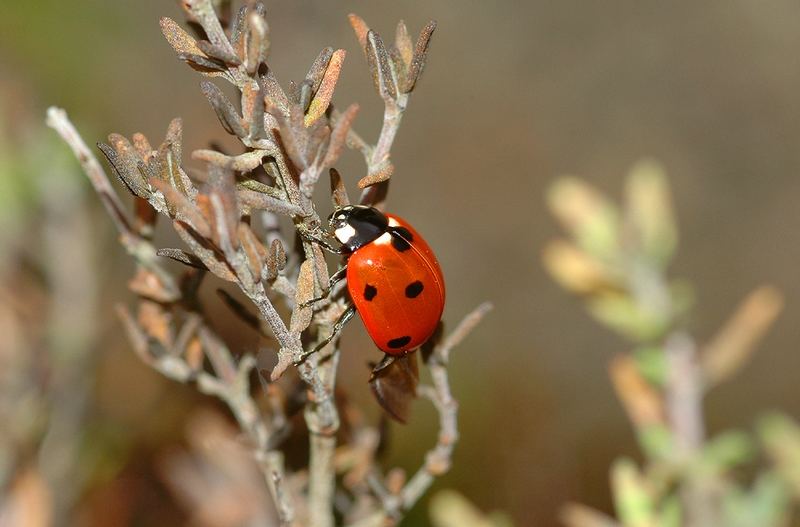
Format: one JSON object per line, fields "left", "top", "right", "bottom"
{"left": 3, "top": 1, "right": 800, "bottom": 525}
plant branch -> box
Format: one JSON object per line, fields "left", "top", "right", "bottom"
{"left": 370, "top": 303, "right": 492, "bottom": 520}
{"left": 45, "top": 107, "right": 132, "bottom": 241}
{"left": 117, "top": 305, "right": 296, "bottom": 525}
{"left": 47, "top": 7, "right": 474, "bottom": 527}
{"left": 664, "top": 331, "right": 718, "bottom": 527}
{"left": 305, "top": 304, "right": 346, "bottom": 527}
{"left": 46, "top": 107, "right": 181, "bottom": 300}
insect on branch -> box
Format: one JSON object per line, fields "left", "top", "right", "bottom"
{"left": 46, "top": 4, "right": 488, "bottom": 526}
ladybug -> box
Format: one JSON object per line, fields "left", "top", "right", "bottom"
{"left": 299, "top": 205, "right": 445, "bottom": 363}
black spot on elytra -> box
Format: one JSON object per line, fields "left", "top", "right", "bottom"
{"left": 394, "top": 226, "right": 413, "bottom": 241}
{"left": 390, "top": 229, "right": 412, "bottom": 252}
{"left": 388, "top": 335, "right": 412, "bottom": 349}
{"left": 405, "top": 280, "right": 424, "bottom": 298}
{"left": 364, "top": 284, "right": 377, "bottom": 301}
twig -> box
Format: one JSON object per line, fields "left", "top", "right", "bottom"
{"left": 372, "top": 97, "right": 407, "bottom": 171}
{"left": 45, "top": 107, "right": 132, "bottom": 239}
{"left": 665, "top": 332, "right": 719, "bottom": 527}
{"left": 438, "top": 302, "right": 494, "bottom": 362}
{"left": 357, "top": 96, "right": 407, "bottom": 201}
{"left": 46, "top": 107, "right": 181, "bottom": 300}
{"left": 665, "top": 332, "right": 704, "bottom": 453}
{"left": 371, "top": 303, "right": 492, "bottom": 519}
{"left": 117, "top": 305, "right": 297, "bottom": 525}
{"left": 50, "top": 107, "right": 298, "bottom": 524}
{"left": 305, "top": 304, "right": 346, "bottom": 527}
{"left": 308, "top": 434, "right": 336, "bottom": 527}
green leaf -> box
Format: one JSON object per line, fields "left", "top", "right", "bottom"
{"left": 547, "top": 177, "right": 621, "bottom": 262}
{"left": 625, "top": 159, "right": 677, "bottom": 268}
{"left": 656, "top": 494, "right": 682, "bottom": 527}
{"left": 722, "top": 474, "right": 790, "bottom": 527}
{"left": 633, "top": 346, "right": 667, "bottom": 386}
{"left": 700, "top": 431, "right": 755, "bottom": 474}
{"left": 429, "top": 490, "right": 513, "bottom": 527}
{"left": 611, "top": 458, "right": 656, "bottom": 527}
{"left": 637, "top": 424, "right": 674, "bottom": 461}
{"left": 758, "top": 413, "right": 800, "bottom": 497}
{"left": 587, "top": 293, "right": 670, "bottom": 342}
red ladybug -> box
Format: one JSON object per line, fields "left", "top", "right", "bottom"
{"left": 300, "top": 205, "right": 445, "bottom": 360}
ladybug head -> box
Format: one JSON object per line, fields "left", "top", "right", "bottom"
{"left": 328, "top": 205, "right": 389, "bottom": 252}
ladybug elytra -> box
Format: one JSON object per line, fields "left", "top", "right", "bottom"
{"left": 330, "top": 205, "right": 445, "bottom": 354}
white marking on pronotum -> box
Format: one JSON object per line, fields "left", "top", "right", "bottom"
{"left": 334, "top": 224, "right": 356, "bottom": 243}
{"left": 373, "top": 232, "right": 392, "bottom": 245}
{"left": 387, "top": 217, "right": 400, "bottom": 227}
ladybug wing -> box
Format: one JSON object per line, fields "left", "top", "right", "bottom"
{"left": 369, "top": 353, "right": 420, "bottom": 423}
{"left": 347, "top": 235, "right": 444, "bottom": 354}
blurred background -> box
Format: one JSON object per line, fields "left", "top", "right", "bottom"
{"left": 3, "top": 1, "right": 800, "bottom": 525}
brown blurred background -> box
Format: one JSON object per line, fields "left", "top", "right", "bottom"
{"left": 3, "top": 1, "right": 800, "bottom": 525}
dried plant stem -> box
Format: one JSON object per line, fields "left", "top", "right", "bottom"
{"left": 633, "top": 260, "right": 717, "bottom": 526}
{"left": 665, "top": 332, "right": 704, "bottom": 453}
{"left": 45, "top": 107, "right": 180, "bottom": 300}
{"left": 201, "top": 374, "right": 295, "bottom": 526}
{"left": 309, "top": 434, "right": 336, "bottom": 527}
{"left": 171, "top": 4, "right": 349, "bottom": 514}
{"left": 248, "top": 284, "right": 301, "bottom": 357}
{"left": 398, "top": 372, "right": 456, "bottom": 509}
{"left": 48, "top": 108, "right": 296, "bottom": 524}
{"left": 121, "top": 308, "right": 297, "bottom": 525}
{"left": 400, "top": 303, "right": 491, "bottom": 508}
{"left": 305, "top": 307, "right": 345, "bottom": 527}
{"left": 632, "top": 256, "right": 716, "bottom": 526}
{"left": 371, "top": 97, "right": 406, "bottom": 171}
{"left": 210, "top": 355, "right": 296, "bottom": 526}
{"left": 370, "top": 303, "right": 492, "bottom": 521}
{"left": 630, "top": 246, "right": 715, "bottom": 525}
{"left": 47, "top": 6, "right": 475, "bottom": 525}
{"left": 45, "top": 108, "right": 131, "bottom": 239}
{"left": 356, "top": 95, "right": 408, "bottom": 196}
{"left": 664, "top": 332, "right": 717, "bottom": 527}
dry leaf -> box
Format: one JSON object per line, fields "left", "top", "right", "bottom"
{"left": 290, "top": 260, "right": 314, "bottom": 334}
{"left": 305, "top": 49, "right": 346, "bottom": 126}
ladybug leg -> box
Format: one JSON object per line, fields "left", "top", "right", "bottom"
{"left": 298, "top": 266, "right": 348, "bottom": 308}
{"left": 370, "top": 353, "right": 396, "bottom": 376}
{"left": 293, "top": 303, "right": 356, "bottom": 366}
{"left": 299, "top": 231, "right": 348, "bottom": 255}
